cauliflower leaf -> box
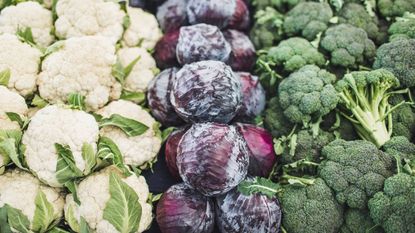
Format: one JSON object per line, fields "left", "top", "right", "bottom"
{"left": 4, "top": 204, "right": 31, "bottom": 233}
{"left": 0, "top": 69, "right": 10, "bottom": 86}
{"left": 32, "top": 190, "right": 55, "bottom": 233}
{"left": 99, "top": 114, "right": 149, "bottom": 137}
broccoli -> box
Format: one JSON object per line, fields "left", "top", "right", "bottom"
{"left": 278, "top": 65, "right": 339, "bottom": 130}
{"left": 280, "top": 178, "right": 344, "bottom": 233}
{"left": 378, "top": 0, "right": 415, "bottom": 18}
{"left": 251, "top": 0, "right": 303, "bottom": 12}
{"left": 368, "top": 173, "right": 415, "bottom": 233}
{"left": 389, "top": 95, "right": 415, "bottom": 140}
{"left": 336, "top": 69, "right": 402, "bottom": 148}
{"left": 283, "top": 2, "right": 333, "bottom": 41}
{"left": 266, "top": 37, "right": 326, "bottom": 73}
{"left": 264, "top": 96, "right": 295, "bottom": 138}
{"left": 319, "top": 139, "right": 394, "bottom": 209}
{"left": 373, "top": 39, "right": 415, "bottom": 88}
{"left": 320, "top": 24, "right": 376, "bottom": 68}
{"left": 340, "top": 209, "right": 382, "bottom": 233}
{"left": 383, "top": 136, "right": 415, "bottom": 162}
{"left": 388, "top": 12, "right": 415, "bottom": 41}
{"left": 250, "top": 7, "right": 284, "bottom": 49}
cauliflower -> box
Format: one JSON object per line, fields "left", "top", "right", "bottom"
{"left": 38, "top": 36, "right": 122, "bottom": 111}
{"left": 54, "top": 0, "right": 125, "bottom": 44}
{"left": 0, "top": 1, "right": 54, "bottom": 47}
{"left": 64, "top": 166, "right": 153, "bottom": 233}
{"left": 0, "top": 33, "right": 42, "bottom": 96}
{"left": 122, "top": 6, "right": 162, "bottom": 50}
{"left": 117, "top": 47, "right": 158, "bottom": 95}
{"left": 97, "top": 100, "right": 162, "bottom": 167}
{"left": 22, "top": 105, "right": 99, "bottom": 187}
{"left": 0, "top": 169, "right": 65, "bottom": 232}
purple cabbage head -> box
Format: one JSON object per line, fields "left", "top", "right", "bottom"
{"left": 154, "top": 30, "right": 180, "bottom": 69}
{"left": 215, "top": 177, "right": 282, "bottom": 233}
{"left": 170, "top": 60, "right": 242, "bottom": 124}
{"left": 147, "top": 67, "right": 185, "bottom": 127}
{"left": 165, "top": 127, "right": 188, "bottom": 180}
{"left": 224, "top": 30, "right": 256, "bottom": 72}
{"left": 157, "top": 0, "right": 188, "bottom": 32}
{"left": 157, "top": 183, "right": 215, "bottom": 233}
{"left": 236, "top": 123, "right": 276, "bottom": 177}
{"left": 176, "top": 24, "right": 231, "bottom": 65}
{"left": 227, "top": 0, "right": 250, "bottom": 31}
{"left": 177, "top": 123, "right": 249, "bottom": 196}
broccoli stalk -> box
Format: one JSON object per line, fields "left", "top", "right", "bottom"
{"left": 336, "top": 69, "right": 407, "bottom": 147}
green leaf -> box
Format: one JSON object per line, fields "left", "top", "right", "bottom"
{"left": 112, "top": 59, "right": 126, "bottom": 84}
{"left": 122, "top": 15, "right": 131, "bottom": 29}
{"left": 5, "top": 112, "right": 24, "bottom": 128}
{"left": 55, "top": 143, "right": 84, "bottom": 184}
{"left": 120, "top": 90, "right": 145, "bottom": 103}
{"left": 0, "top": 207, "right": 13, "bottom": 233}
{"left": 103, "top": 172, "right": 142, "bottom": 233}
{"left": 80, "top": 217, "right": 92, "bottom": 233}
{"left": 31, "top": 95, "right": 49, "bottom": 108}
{"left": 150, "top": 193, "right": 162, "bottom": 203}
{"left": 67, "top": 93, "right": 86, "bottom": 111}
{"left": 48, "top": 227, "right": 71, "bottom": 233}
{"left": 99, "top": 114, "right": 149, "bottom": 137}
{"left": 0, "top": 68, "right": 10, "bottom": 86}
{"left": 32, "top": 190, "right": 55, "bottom": 233}
{"left": 51, "top": 0, "right": 58, "bottom": 21}
{"left": 97, "top": 137, "right": 130, "bottom": 176}
{"left": 65, "top": 201, "right": 80, "bottom": 232}
{"left": 5, "top": 204, "right": 31, "bottom": 233}
{"left": 65, "top": 181, "right": 81, "bottom": 205}
{"left": 237, "top": 177, "right": 281, "bottom": 198}
{"left": 124, "top": 56, "right": 141, "bottom": 78}
{"left": 81, "top": 143, "right": 96, "bottom": 175}
{"left": 16, "top": 27, "right": 36, "bottom": 46}
{"left": 161, "top": 127, "right": 175, "bottom": 143}
{"left": 0, "top": 134, "right": 27, "bottom": 171}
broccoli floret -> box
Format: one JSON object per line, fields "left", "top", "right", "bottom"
{"left": 388, "top": 13, "right": 415, "bottom": 41}
{"left": 389, "top": 95, "right": 415, "bottom": 140}
{"left": 264, "top": 96, "right": 295, "bottom": 138}
{"left": 378, "top": 0, "right": 415, "bottom": 18}
{"left": 250, "top": 7, "right": 284, "bottom": 49}
{"left": 336, "top": 69, "right": 401, "bottom": 147}
{"left": 368, "top": 173, "right": 415, "bottom": 233}
{"left": 280, "top": 178, "right": 344, "bottom": 233}
{"left": 283, "top": 2, "right": 333, "bottom": 41}
{"left": 383, "top": 136, "right": 415, "bottom": 161}
{"left": 251, "top": 0, "right": 304, "bottom": 12}
{"left": 320, "top": 24, "right": 376, "bottom": 68}
{"left": 319, "top": 139, "right": 394, "bottom": 209}
{"left": 373, "top": 39, "right": 415, "bottom": 88}
{"left": 278, "top": 65, "right": 339, "bottom": 127}
{"left": 266, "top": 37, "right": 326, "bottom": 73}
{"left": 340, "top": 209, "right": 383, "bottom": 233}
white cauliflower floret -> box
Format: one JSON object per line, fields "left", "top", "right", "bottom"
{"left": 0, "top": 85, "right": 28, "bottom": 131}
{"left": 54, "top": 0, "right": 125, "bottom": 44}
{"left": 22, "top": 105, "right": 99, "bottom": 187}
{"left": 123, "top": 7, "right": 162, "bottom": 50}
{"left": 97, "top": 100, "right": 162, "bottom": 167}
{"left": 0, "top": 33, "right": 41, "bottom": 96}
{"left": 0, "top": 169, "right": 65, "bottom": 232}
{"left": 38, "top": 36, "right": 122, "bottom": 111}
{"left": 117, "top": 47, "right": 158, "bottom": 94}
{"left": 0, "top": 1, "right": 54, "bottom": 47}
{"left": 64, "top": 166, "right": 153, "bottom": 233}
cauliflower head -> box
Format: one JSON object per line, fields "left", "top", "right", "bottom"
{"left": 64, "top": 166, "right": 153, "bottom": 233}
{"left": 54, "top": 0, "right": 125, "bottom": 44}
{"left": 117, "top": 47, "right": 158, "bottom": 94}
{"left": 38, "top": 36, "right": 122, "bottom": 111}
{"left": 22, "top": 105, "right": 99, "bottom": 187}
{"left": 0, "top": 33, "right": 41, "bottom": 96}
{"left": 122, "top": 6, "right": 162, "bottom": 50}
{"left": 0, "top": 85, "right": 28, "bottom": 131}
{"left": 97, "top": 100, "right": 162, "bottom": 167}
{"left": 0, "top": 1, "right": 54, "bottom": 47}
{"left": 0, "top": 169, "right": 65, "bottom": 232}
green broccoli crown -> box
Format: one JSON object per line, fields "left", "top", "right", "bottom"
{"left": 389, "top": 95, "right": 415, "bottom": 140}
{"left": 368, "top": 173, "right": 415, "bottom": 233}
{"left": 378, "top": 0, "right": 415, "bottom": 18}
{"left": 264, "top": 96, "right": 295, "bottom": 138}
{"left": 337, "top": 3, "right": 380, "bottom": 41}
{"left": 388, "top": 13, "right": 415, "bottom": 41}
{"left": 319, "top": 139, "right": 394, "bottom": 209}
{"left": 280, "top": 178, "right": 344, "bottom": 233}
{"left": 267, "top": 37, "right": 326, "bottom": 73}
{"left": 373, "top": 39, "right": 415, "bottom": 88}
{"left": 336, "top": 69, "right": 400, "bottom": 147}
{"left": 320, "top": 24, "right": 376, "bottom": 68}
{"left": 383, "top": 136, "right": 415, "bottom": 162}
{"left": 252, "top": 0, "right": 304, "bottom": 12}
{"left": 340, "top": 209, "right": 382, "bottom": 233}
{"left": 278, "top": 65, "right": 339, "bottom": 125}
{"left": 250, "top": 7, "right": 284, "bottom": 49}
{"left": 283, "top": 2, "right": 333, "bottom": 41}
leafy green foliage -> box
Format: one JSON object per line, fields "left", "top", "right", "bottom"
{"left": 250, "top": 7, "right": 284, "bottom": 49}
{"left": 32, "top": 190, "right": 56, "bottom": 233}
{"left": 97, "top": 137, "right": 130, "bottom": 176}
{"left": 0, "top": 130, "right": 26, "bottom": 171}
{"left": 5, "top": 204, "right": 31, "bottom": 233}
{"left": 0, "top": 68, "right": 10, "bottom": 86}
{"left": 120, "top": 90, "right": 145, "bottom": 104}
{"left": 55, "top": 143, "right": 84, "bottom": 184}
{"left": 16, "top": 27, "right": 36, "bottom": 47}
{"left": 67, "top": 93, "right": 86, "bottom": 111}
{"left": 112, "top": 56, "right": 141, "bottom": 85}
{"left": 238, "top": 177, "right": 281, "bottom": 198}
{"left": 31, "top": 95, "right": 49, "bottom": 108}
{"left": 99, "top": 114, "right": 149, "bottom": 137}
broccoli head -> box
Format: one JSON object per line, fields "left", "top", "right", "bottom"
{"left": 250, "top": 7, "right": 284, "bottom": 49}
{"left": 368, "top": 173, "right": 415, "bottom": 233}
{"left": 388, "top": 13, "right": 415, "bottom": 41}
{"left": 278, "top": 65, "right": 339, "bottom": 127}
{"left": 336, "top": 69, "right": 401, "bottom": 147}
{"left": 373, "top": 39, "right": 415, "bottom": 88}
{"left": 383, "top": 136, "right": 415, "bottom": 162}
{"left": 378, "top": 0, "right": 415, "bottom": 18}
{"left": 389, "top": 95, "right": 415, "bottom": 140}
{"left": 320, "top": 24, "right": 376, "bottom": 68}
{"left": 319, "top": 139, "right": 394, "bottom": 209}
{"left": 340, "top": 209, "right": 383, "bottom": 233}
{"left": 264, "top": 96, "right": 295, "bottom": 138}
{"left": 266, "top": 37, "right": 326, "bottom": 73}
{"left": 283, "top": 2, "right": 333, "bottom": 41}
{"left": 280, "top": 178, "right": 344, "bottom": 233}
{"left": 251, "top": 0, "right": 304, "bottom": 12}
